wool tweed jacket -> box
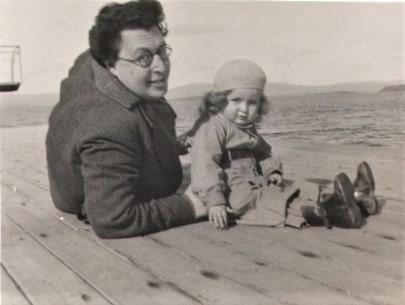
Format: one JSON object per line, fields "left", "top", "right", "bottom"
{"left": 46, "top": 51, "right": 195, "bottom": 238}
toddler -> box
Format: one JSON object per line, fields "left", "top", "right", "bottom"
{"left": 188, "top": 59, "right": 381, "bottom": 230}
{"left": 190, "top": 59, "right": 305, "bottom": 229}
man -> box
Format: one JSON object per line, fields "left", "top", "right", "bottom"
{"left": 46, "top": 0, "right": 206, "bottom": 238}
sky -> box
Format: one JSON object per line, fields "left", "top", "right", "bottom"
{"left": 0, "top": 0, "right": 403, "bottom": 94}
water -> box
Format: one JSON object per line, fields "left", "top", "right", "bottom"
{"left": 1, "top": 91, "right": 404, "bottom": 148}
{"left": 0, "top": 94, "right": 56, "bottom": 128}
{"left": 265, "top": 91, "right": 405, "bottom": 147}
{"left": 172, "top": 91, "right": 405, "bottom": 148}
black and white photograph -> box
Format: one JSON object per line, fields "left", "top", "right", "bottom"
{"left": 1, "top": 0, "right": 404, "bottom": 304}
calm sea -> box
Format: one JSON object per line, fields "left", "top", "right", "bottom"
{"left": 1, "top": 91, "right": 404, "bottom": 148}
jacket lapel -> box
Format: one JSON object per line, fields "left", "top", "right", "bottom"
{"left": 139, "top": 102, "right": 183, "bottom": 188}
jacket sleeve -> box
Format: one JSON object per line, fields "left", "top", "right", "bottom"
{"left": 78, "top": 127, "right": 195, "bottom": 239}
{"left": 190, "top": 118, "right": 228, "bottom": 208}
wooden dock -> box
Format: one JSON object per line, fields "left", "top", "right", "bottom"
{"left": 1, "top": 125, "right": 404, "bottom": 305}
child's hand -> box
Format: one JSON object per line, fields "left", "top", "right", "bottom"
{"left": 269, "top": 173, "right": 283, "bottom": 186}
{"left": 176, "top": 134, "right": 192, "bottom": 155}
{"left": 209, "top": 205, "right": 228, "bottom": 229}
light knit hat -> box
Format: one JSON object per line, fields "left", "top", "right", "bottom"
{"left": 213, "top": 59, "right": 267, "bottom": 92}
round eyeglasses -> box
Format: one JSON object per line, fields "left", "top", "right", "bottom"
{"left": 117, "top": 44, "right": 172, "bottom": 68}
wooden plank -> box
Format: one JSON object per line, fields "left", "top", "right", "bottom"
{"left": 2, "top": 215, "right": 112, "bottom": 305}
{"left": 1, "top": 186, "right": 201, "bottom": 305}
{"left": 303, "top": 224, "right": 403, "bottom": 263}
{"left": 151, "top": 225, "right": 377, "bottom": 305}
{"left": 176, "top": 222, "right": 404, "bottom": 305}
{"left": 46, "top": 212, "right": 283, "bottom": 305}
{"left": 1, "top": 152, "right": 47, "bottom": 172}
{"left": 1, "top": 265, "right": 32, "bottom": 305}
{"left": 21, "top": 182, "right": 371, "bottom": 305}
{"left": 150, "top": 228, "right": 372, "bottom": 305}
{"left": 3, "top": 163, "right": 404, "bottom": 304}
{"left": 2, "top": 174, "right": 282, "bottom": 304}
{"left": 3, "top": 168, "right": 50, "bottom": 192}
{"left": 102, "top": 235, "right": 281, "bottom": 305}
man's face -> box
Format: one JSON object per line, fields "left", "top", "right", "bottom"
{"left": 109, "top": 26, "right": 170, "bottom": 100}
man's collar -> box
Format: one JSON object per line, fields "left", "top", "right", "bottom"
{"left": 92, "top": 59, "right": 142, "bottom": 108}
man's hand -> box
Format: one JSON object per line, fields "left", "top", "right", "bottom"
{"left": 269, "top": 173, "right": 283, "bottom": 186}
{"left": 209, "top": 205, "right": 228, "bottom": 229}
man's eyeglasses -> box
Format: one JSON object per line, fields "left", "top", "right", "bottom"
{"left": 117, "top": 44, "right": 172, "bottom": 68}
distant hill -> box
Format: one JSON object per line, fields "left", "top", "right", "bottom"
{"left": 166, "top": 83, "right": 213, "bottom": 99}
{"left": 167, "top": 80, "right": 404, "bottom": 99}
{"left": 379, "top": 84, "right": 405, "bottom": 92}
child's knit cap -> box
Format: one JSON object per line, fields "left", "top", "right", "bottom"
{"left": 213, "top": 59, "right": 267, "bottom": 92}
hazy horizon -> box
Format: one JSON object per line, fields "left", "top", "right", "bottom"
{"left": 1, "top": 79, "right": 403, "bottom": 99}
{"left": 1, "top": 0, "right": 403, "bottom": 94}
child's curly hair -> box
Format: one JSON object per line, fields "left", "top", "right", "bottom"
{"left": 198, "top": 90, "right": 270, "bottom": 122}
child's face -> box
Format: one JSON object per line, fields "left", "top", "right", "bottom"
{"left": 223, "top": 88, "right": 261, "bottom": 126}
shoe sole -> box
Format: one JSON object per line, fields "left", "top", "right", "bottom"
{"left": 333, "top": 173, "right": 363, "bottom": 228}
{"left": 357, "top": 161, "right": 379, "bottom": 215}
{"left": 358, "top": 161, "right": 375, "bottom": 191}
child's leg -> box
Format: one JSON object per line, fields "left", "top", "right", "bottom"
{"left": 230, "top": 179, "right": 304, "bottom": 227}
{"left": 256, "top": 183, "right": 305, "bottom": 228}
{"left": 231, "top": 172, "right": 368, "bottom": 229}
{"left": 226, "top": 169, "right": 286, "bottom": 226}
{"left": 228, "top": 175, "right": 262, "bottom": 217}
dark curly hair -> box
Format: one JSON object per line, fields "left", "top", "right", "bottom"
{"left": 198, "top": 90, "right": 270, "bottom": 123}
{"left": 89, "top": 0, "right": 168, "bottom": 68}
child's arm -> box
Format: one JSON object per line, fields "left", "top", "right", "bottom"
{"left": 176, "top": 115, "right": 210, "bottom": 155}
{"left": 190, "top": 117, "right": 229, "bottom": 212}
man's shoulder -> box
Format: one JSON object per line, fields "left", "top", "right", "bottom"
{"left": 50, "top": 92, "right": 145, "bottom": 140}
{"left": 68, "top": 50, "right": 93, "bottom": 77}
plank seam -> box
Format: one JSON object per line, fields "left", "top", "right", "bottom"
{"left": 80, "top": 235, "right": 203, "bottom": 304}
{"left": 1, "top": 263, "right": 35, "bottom": 305}
{"left": 147, "top": 236, "right": 292, "bottom": 304}
{"left": 2, "top": 187, "right": 203, "bottom": 305}
{"left": 179, "top": 227, "right": 382, "bottom": 305}
{"left": 3, "top": 169, "right": 50, "bottom": 192}
{"left": 3, "top": 212, "right": 118, "bottom": 305}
